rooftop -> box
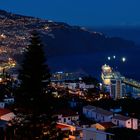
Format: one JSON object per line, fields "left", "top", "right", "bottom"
{"left": 83, "top": 105, "right": 113, "bottom": 116}
{"left": 113, "top": 114, "right": 131, "bottom": 121}
{"left": 56, "top": 123, "right": 70, "bottom": 129}
{"left": 0, "top": 109, "right": 12, "bottom": 116}
{"left": 83, "top": 105, "right": 96, "bottom": 110}
{"left": 83, "top": 127, "right": 114, "bottom": 135}
{"left": 97, "top": 122, "right": 115, "bottom": 129}
{"left": 96, "top": 108, "right": 113, "bottom": 116}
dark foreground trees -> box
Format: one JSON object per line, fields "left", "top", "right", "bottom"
{"left": 12, "top": 31, "right": 62, "bottom": 139}
{"left": 106, "top": 127, "right": 140, "bottom": 140}
{"left": 16, "top": 31, "right": 51, "bottom": 110}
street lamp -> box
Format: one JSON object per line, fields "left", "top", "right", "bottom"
{"left": 107, "top": 56, "right": 111, "bottom": 60}
{"left": 122, "top": 57, "right": 126, "bottom": 62}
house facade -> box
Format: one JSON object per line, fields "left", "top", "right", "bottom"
{"left": 54, "top": 109, "right": 79, "bottom": 125}
{"left": 83, "top": 105, "right": 113, "bottom": 122}
{"left": 82, "top": 128, "right": 114, "bottom": 140}
{"left": 112, "top": 114, "right": 138, "bottom": 130}
{"left": 57, "top": 114, "right": 79, "bottom": 124}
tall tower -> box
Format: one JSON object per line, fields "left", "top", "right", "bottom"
{"left": 110, "top": 79, "right": 126, "bottom": 99}
{"left": 101, "top": 64, "right": 126, "bottom": 99}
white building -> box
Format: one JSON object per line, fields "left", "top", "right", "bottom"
{"left": 83, "top": 105, "right": 96, "bottom": 119}
{"left": 83, "top": 105, "right": 138, "bottom": 130}
{"left": 110, "top": 79, "right": 126, "bottom": 99}
{"left": 112, "top": 114, "right": 138, "bottom": 130}
{"left": 54, "top": 109, "right": 79, "bottom": 125}
{"left": 101, "top": 64, "right": 126, "bottom": 99}
{"left": 79, "top": 83, "right": 94, "bottom": 89}
{"left": 83, "top": 105, "right": 113, "bottom": 122}
{"left": 66, "top": 82, "right": 95, "bottom": 90}
{"left": 82, "top": 128, "right": 114, "bottom": 140}
{"left": 3, "top": 98, "right": 14, "bottom": 104}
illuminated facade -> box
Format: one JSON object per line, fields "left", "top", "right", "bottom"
{"left": 101, "top": 64, "right": 112, "bottom": 85}
{"left": 51, "top": 71, "right": 80, "bottom": 82}
{"left": 101, "top": 64, "right": 126, "bottom": 99}
{"left": 110, "top": 79, "right": 126, "bottom": 99}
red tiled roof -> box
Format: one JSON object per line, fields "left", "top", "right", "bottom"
{"left": 98, "top": 122, "right": 115, "bottom": 129}
{"left": 0, "top": 109, "right": 12, "bottom": 116}
{"left": 56, "top": 124, "right": 69, "bottom": 129}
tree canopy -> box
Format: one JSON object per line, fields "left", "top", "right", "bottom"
{"left": 16, "top": 31, "right": 51, "bottom": 110}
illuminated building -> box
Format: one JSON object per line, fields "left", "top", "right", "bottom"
{"left": 101, "top": 64, "right": 126, "bottom": 99}
{"left": 110, "top": 79, "right": 126, "bottom": 99}
{"left": 51, "top": 71, "right": 80, "bottom": 82}
{"left": 101, "top": 64, "right": 113, "bottom": 86}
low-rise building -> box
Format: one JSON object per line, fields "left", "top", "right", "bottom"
{"left": 54, "top": 109, "right": 79, "bottom": 125}
{"left": 83, "top": 105, "right": 96, "bottom": 119}
{"left": 112, "top": 114, "right": 138, "bottom": 130}
{"left": 83, "top": 105, "right": 113, "bottom": 122}
{"left": 82, "top": 128, "right": 114, "bottom": 140}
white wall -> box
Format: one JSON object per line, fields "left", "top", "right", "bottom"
{"left": 132, "top": 119, "right": 138, "bottom": 130}
{"left": 0, "top": 102, "right": 5, "bottom": 108}
{"left": 57, "top": 114, "right": 79, "bottom": 124}
{"left": 3, "top": 98, "right": 14, "bottom": 104}
{"left": 112, "top": 118, "right": 138, "bottom": 130}
{"left": 83, "top": 108, "right": 94, "bottom": 119}
{"left": 125, "top": 119, "right": 138, "bottom": 130}
{"left": 83, "top": 128, "right": 113, "bottom": 140}
{"left": 0, "top": 112, "right": 15, "bottom": 121}
{"left": 83, "top": 107, "right": 112, "bottom": 122}
{"left": 95, "top": 113, "right": 112, "bottom": 122}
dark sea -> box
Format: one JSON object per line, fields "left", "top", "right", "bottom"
{"left": 48, "top": 26, "right": 140, "bottom": 81}
{"left": 88, "top": 26, "right": 140, "bottom": 80}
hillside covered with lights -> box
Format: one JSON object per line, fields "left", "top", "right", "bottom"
{"left": 0, "top": 9, "right": 139, "bottom": 77}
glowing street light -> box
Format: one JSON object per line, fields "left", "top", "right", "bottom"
{"left": 107, "top": 56, "right": 111, "bottom": 60}
{"left": 113, "top": 56, "right": 116, "bottom": 59}
{"left": 122, "top": 57, "right": 126, "bottom": 62}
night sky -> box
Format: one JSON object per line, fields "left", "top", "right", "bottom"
{"left": 0, "top": 0, "right": 140, "bottom": 26}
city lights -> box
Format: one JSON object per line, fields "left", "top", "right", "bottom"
{"left": 107, "top": 56, "right": 111, "bottom": 60}
{"left": 113, "top": 55, "right": 116, "bottom": 59}
{"left": 122, "top": 57, "right": 126, "bottom": 62}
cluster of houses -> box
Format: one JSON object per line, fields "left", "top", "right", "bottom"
{"left": 53, "top": 105, "right": 138, "bottom": 140}
{"left": 0, "top": 90, "right": 139, "bottom": 140}
{"left": 83, "top": 105, "right": 138, "bottom": 130}
{"left": 52, "top": 81, "right": 95, "bottom": 90}
{"left": 54, "top": 108, "right": 113, "bottom": 140}
{"left": 0, "top": 97, "right": 139, "bottom": 140}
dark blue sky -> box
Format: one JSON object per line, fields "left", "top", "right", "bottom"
{"left": 0, "top": 0, "right": 140, "bottom": 26}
